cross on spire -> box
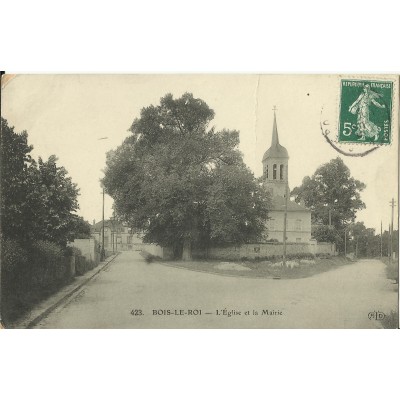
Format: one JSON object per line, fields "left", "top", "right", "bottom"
{"left": 272, "top": 105, "right": 277, "bottom": 112}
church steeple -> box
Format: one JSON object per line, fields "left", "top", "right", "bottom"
{"left": 262, "top": 109, "right": 289, "bottom": 197}
{"left": 271, "top": 111, "right": 280, "bottom": 147}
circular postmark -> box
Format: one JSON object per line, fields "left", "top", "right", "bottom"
{"left": 320, "top": 106, "right": 380, "bottom": 158}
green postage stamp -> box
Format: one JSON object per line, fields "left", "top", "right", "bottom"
{"left": 338, "top": 79, "right": 393, "bottom": 144}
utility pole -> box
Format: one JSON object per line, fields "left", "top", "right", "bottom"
{"left": 115, "top": 211, "right": 118, "bottom": 253}
{"left": 355, "top": 238, "right": 358, "bottom": 258}
{"left": 101, "top": 187, "right": 105, "bottom": 261}
{"left": 282, "top": 184, "right": 288, "bottom": 267}
{"left": 389, "top": 198, "right": 396, "bottom": 260}
{"left": 328, "top": 209, "right": 332, "bottom": 226}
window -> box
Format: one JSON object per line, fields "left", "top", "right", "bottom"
{"left": 266, "top": 165, "right": 269, "bottom": 179}
{"left": 280, "top": 164, "right": 284, "bottom": 180}
{"left": 295, "top": 219, "right": 302, "bottom": 231}
{"left": 273, "top": 164, "right": 277, "bottom": 180}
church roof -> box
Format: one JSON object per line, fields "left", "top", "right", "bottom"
{"left": 262, "top": 112, "right": 289, "bottom": 160}
{"left": 269, "top": 195, "right": 310, "bottom": 212}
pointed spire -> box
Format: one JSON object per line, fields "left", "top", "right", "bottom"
{"left": 271, "top": 110, "right": 280, "bottom": 147}
{"left": 262, "top": 107, "right": 288, "bottom": 161}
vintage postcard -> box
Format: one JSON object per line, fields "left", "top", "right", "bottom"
{"left": 1, "top": 74, "right": 398, "bottom": 329}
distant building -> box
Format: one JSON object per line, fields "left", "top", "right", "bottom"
{"left": 91, "top": 220, "right": 142, "bottom": 251}
{"left": 262, "top": 111, "right": 312, "bottom": 243}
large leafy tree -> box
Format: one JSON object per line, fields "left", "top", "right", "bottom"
{"left": 291, "top": 157, "right": 366, "bottom": 251}
{"left": 1, "top": 117, "right": 35, "bottom": 240}
{"left": 348, "top": 222, "right": 376, "bottom": 258}
{"left": 68, "top": 215, "right": 92, "bottom": 240}
{"left": 103, "top": 93, "right": 270, "bottom": 260}
{"left": 1, "top": 118, "right": 80, "bottom": 246}
{"left": 27, "top": 156, "right": 80, "bottom": 245}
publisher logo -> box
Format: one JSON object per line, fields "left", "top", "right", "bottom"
{"left": 368, "top": 311, "right": 386, "bottom": 321}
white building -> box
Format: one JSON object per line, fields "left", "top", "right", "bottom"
{"left": 91, "top": 220, "right": 143, "bottom": 251}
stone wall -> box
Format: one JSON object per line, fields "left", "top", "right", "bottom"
{"left": 68, "top": 238, "right": 97, "bottom": 262}
{"left": 193, "top": 242, "right": 336, "bottom": 261}
{"left": 138, "top": 241, "right": 336, "bottom": 261}
{"left": 138, "top": 243, "right": 175, "bottom": 260}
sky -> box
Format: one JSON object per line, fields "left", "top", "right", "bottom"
{"left": 1, "top": 74, "right": 398, "bottom": 232}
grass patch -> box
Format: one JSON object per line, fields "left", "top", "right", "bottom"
{"left": 380, "top": 258, "right": 399, "bottom": 283}
{"left": 163, "top": 256, "right": 352, "bottom": 279}
{"left": 381, "top": 310, "right": 399, "bottom": 329}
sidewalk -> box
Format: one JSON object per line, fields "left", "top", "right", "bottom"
{"left": 8, "top": 253, "right": 120, "bottom": 329}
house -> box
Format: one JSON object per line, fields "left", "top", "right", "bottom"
{"left": 91, "top": 220, "right": 142, "bottom": 251}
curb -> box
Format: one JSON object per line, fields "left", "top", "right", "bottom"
{"left": 11, "top": 253, "right": 120, "bottom": 329}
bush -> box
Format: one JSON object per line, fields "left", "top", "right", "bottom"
{"left": 75, "top": 255, "right": 91, "bottom": 275}
{"left": 2, "top": 239, "right": 28, "bottom": 273}
{"left": 1, "top": 239, "right": 71, "bottom": 323}
{"left": 315, "top": 253, "right": 331, "bottom": 259}
{"left": 28, "top": 240, "right": 68, "bottom": 287}
{"left": 286, "top": 252, "right": 315, "bottom": 260}
{"left": 140, "top": 250, "right": 161, "bottom": 263}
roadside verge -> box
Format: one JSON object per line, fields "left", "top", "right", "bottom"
{"left": 7, "top": 253, "right": 120, "bottom": 329}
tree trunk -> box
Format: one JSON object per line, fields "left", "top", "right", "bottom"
{"left": 182, "top": 237, "right": 192, "bottom": 261}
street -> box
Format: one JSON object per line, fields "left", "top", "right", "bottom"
{"left": 36, "top": 251, "right": 398, "bottom": 328}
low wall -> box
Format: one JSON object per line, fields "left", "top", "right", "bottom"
{"left": 137, "top": 243, "right": 174, "bottom": 259}
{"left": 193, "top": 242, "right": 336, "bottom": 261}
{"left": 68, "top": 238, "right": 97, "bottom": 262}
{"left": 137, "top": 241, "right": 336, "bottom": 261}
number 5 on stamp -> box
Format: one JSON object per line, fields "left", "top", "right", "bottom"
{"left": 338, "top": 79, "right": 393, "bottom": 145}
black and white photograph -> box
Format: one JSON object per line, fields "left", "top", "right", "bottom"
{"left": 1, "top": 74, "right": 398, "bottom": 329}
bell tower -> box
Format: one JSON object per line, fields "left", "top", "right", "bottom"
{"left": 262, "top": 109, "right": 289, "bottom": 197}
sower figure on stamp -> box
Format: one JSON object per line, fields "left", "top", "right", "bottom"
{"left": 349, "top": 84, "right": 386, "bottom": 141}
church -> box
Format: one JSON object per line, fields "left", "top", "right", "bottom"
{"left": 262, "top": 111, "right": 312, "bottom": 243}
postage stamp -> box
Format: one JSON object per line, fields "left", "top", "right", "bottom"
{"left": 338, "top": 79, "right": 393, "bottom": 145}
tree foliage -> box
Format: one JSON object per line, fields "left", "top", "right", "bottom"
{"left": 291, "top": 157, "right": 366, "bottom": 251}
{"left": 103, "top": 93, "right": 271, "bottom": 259}
{"left": 292, "top": 157, "right": 366, "bottom": 229}
{"left": 1, "top": 118, "right": 34, "bottom": 240}
{"left": 346, "top": 223, "right": 398, "bottom": 259}
{"left": 1, "top": 118, "right": 81, "bottom": 246}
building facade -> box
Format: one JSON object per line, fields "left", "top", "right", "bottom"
{"left": 91, "top": 220, "right": 142, "bottom": 251}
{"left": 263, "top": 112, "right": 312, "bottom": 242}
